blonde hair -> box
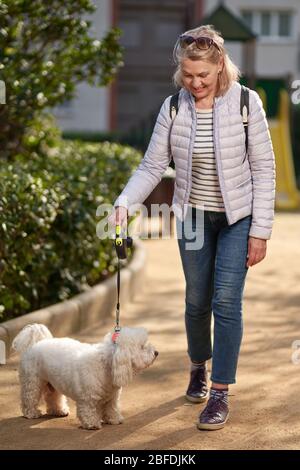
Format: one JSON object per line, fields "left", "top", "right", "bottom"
{"left": 172, "top": 24, "right": 241, "bottom": 96}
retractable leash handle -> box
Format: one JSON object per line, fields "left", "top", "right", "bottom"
{"left": 113, "top": 222, "right": 133, "bottom": 343}
{"left": 114, "top": 224, "right": 133, "bottom": 259}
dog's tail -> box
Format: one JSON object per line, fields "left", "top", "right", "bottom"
{"left": 12, "top": 323, "right": 53, "bottom": 354}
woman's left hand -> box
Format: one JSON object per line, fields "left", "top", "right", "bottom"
{"left": 246, "top": 236, "right": 267, "bottom": 267}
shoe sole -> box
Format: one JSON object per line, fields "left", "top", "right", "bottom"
{"left": 197, "top": 415, "right": 229, "bottom": 431}
{"left": 185, "top": 394, "right": 208, "bottom": 404}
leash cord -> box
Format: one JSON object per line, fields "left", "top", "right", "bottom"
{"left": 115, "top": 257, "right": 121, "bottom": 330}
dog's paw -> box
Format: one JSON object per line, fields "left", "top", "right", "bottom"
{"left": 47, "top": 408, "right": 69, "bottom": 417}
{"left": 103, "top": 415, "right": 124, "bottom": 425}
{"left": 80, "top": 422, "right": 102, "bottom": 431}
{"left": 23, "top": 410, "right": 43, "bottom": 419}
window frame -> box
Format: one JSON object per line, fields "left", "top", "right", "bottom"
{"left": 241, "top": 9, "right": 296, "bottom": 43}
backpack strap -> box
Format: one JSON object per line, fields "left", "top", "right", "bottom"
{"left": 168, "top": 92, "right": 180, "bottom": 169}
{"left": 240, "top": 85, "right": 249, "bottom": 154}
{"left": 169, "top": 92, "right": 180, "bottom": 120}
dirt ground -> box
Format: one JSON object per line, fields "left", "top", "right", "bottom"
{"left": 0, "top": 212, "right": 300, "bottom": 450}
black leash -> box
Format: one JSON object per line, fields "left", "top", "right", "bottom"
{"left": 113, "top": 223, "right": 132, "bottom": 342}
{"left": 116, "top": 257, "right": 121, "bottom": 331}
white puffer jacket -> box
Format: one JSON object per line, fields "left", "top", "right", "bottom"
{"left": 114, "top": 81, "right": 276, "bottom": 240}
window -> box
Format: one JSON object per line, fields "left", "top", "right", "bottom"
{"left": 119, "top": 20, "right": 141, "bottom": 48}
{"left": 279, "top": 13, "right": 291, "bottom": 37}
{"left": 241, "top": 10, "right": 294, "bottom": 39}
{"left": 155, "top": 22, "right": 182, "bottom": 48}
{"left": 261, "top": 12, "right": 271, "bottom": 36}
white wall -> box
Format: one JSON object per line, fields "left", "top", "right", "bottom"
{"left": 54, "top": 0, "right": 112, "bottom": 133}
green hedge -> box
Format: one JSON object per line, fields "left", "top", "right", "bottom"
{"left": 0, "top": 141, "right": 141, "bottom": 321}
{"left": 62, "top": 130, "right": 123, "bottom": 143}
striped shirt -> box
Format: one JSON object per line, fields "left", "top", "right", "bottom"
{"left": 188, "top": 108, "right": 225, "bottom": 212}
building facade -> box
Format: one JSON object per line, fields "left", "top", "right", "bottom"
{"left": 54, "top": 0, "right": 300, "bottom": 135}
{"left": 204, "top": 0, "right": 300, "bottom": 81}
{"left": 54, "top": 0, "right": 203, "bottom": 135}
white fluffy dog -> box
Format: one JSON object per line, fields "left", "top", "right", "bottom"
{"left": 12, "top": 323, "right": 158, "bottom": 430}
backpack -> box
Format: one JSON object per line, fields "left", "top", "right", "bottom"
{"left": 169, "top": 85, "right": 249, "bottom": 168}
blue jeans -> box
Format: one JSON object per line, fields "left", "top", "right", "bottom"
{"left": 176, "top": 207, "right": 252, "bottom": 384}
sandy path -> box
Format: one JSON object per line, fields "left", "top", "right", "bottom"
{"left": 0, "top": 212, "right": 300, "bottom": 450}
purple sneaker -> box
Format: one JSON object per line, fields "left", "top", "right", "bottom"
{"left": 197, "top": 394, "right": 229, "bottom": 430}
{"left": 185, "top": 366, "right": 208, "bottom": 403}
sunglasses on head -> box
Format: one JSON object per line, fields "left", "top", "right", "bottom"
{"left": 179, "top": 35, "right": 220, "bottom": 52}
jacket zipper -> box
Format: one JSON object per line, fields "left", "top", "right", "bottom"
{"left": 212, "top": 98, "right": 231, "bottom": 225}
{"left": 183, "top": 95, "right": 197, "bottom": 217}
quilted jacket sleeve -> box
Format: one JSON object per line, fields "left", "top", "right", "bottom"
{"left": 113, "top": 95, "right": 172, "bottom": 212}
{"left": 248, "top": 90, "right": 276, "bottom": 240}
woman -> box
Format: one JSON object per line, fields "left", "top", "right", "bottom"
{"left": 110, "top": 25, "right": 275, "bottom": 431}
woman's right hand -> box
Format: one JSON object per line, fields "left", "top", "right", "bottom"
{"left": 108, "top": 206, "right": 128, "bottom": 229}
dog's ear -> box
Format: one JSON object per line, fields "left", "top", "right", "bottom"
{"left": 112, "top": 346, "right": 133, "bottom": 388}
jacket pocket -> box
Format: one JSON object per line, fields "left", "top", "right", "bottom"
{"left": 242, "top": 150, "right": 248, "bottom": 164}
{"left": 235, "top": 176, "right": 252, "bottom": 189}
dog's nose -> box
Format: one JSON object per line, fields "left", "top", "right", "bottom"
{"left": 154, "top": 351, "right": 159, "bottom": 357}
